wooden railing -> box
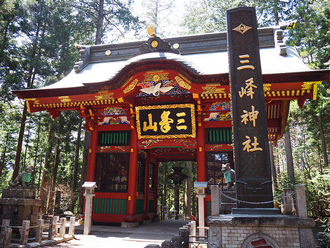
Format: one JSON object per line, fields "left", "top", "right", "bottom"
{"left": 0, "top": 216, "right": 75, "bottom": 248}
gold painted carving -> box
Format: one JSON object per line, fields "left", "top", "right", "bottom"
{"left": 302, "top": 81, "right": 321, "bottom": 100}
{"left": 95, "top": 91, "right": 114, "bottom": 100}
{"left": 123, "top": 78, "right": 139, "bottom": 94}
{"left": 301, "top": 82, "right": 314, "bottom": 90}
{"left": 302, "top": 81, "right": 322, "bottom": 100}
{"left": 263, "top": 84, "right": 271, "bottom": 92}
{"left": 233, "top": 23, "right": 252, "bottom": 34}
{"left": 151, "top": 40, "right": 158, "bottom": 48}
{"left": 202, "top": 87, "right": 226, "bottom": 94}
{"left": 178, "top": 74, "right": 192, "bottom": 84}
{"left": 175, "top": 76, "right": 191, "bottom": 90}
{"left": 26, "top": 98, "right": 38, "bottom": 104}
{"left": 144, "top": 72, "right": 169, "bottom": 82}
{"left": 146, "top": 70, "right": 164, "bottom": 73}
{"left": 58, "top": 96, "right": 71, "bottom": 103}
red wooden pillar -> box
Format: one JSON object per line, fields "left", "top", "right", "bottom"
{"left": 153, "top": 161, "right": 160, "bottom": 218}
{"left": 197, "top": 118, "right": 206, "bottom": 182}
{"left": 143, "top": 151, "right": 151, "bottom": 220}
{"left": 124, "top": 129, "right": 138, "bottom": 223}
{"left": 86, "top": 126, "right": 99, "bottom": 181}
{"left": 196, "top": 117, "right": 207, "bottom": 222}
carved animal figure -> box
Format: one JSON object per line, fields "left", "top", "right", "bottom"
{"left": 221, "top": 163, "right": 235, "bottom": 190}
{"left": 9, "top": 166, "right": 33, "bottom": 188}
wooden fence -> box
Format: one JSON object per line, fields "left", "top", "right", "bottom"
{"left": 0, "top": 216, "right": 75, "bottom": 248}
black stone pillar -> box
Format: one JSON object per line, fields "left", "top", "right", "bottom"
{"left": 227, "top": 7, "right": 274, "bottom": 210}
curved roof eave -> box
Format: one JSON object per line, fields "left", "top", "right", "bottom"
{"left": 38, "top": 46, "right": 316, "bottom": 90}
{"left": 14, "top": 46, "right": 330, "bottom": 99}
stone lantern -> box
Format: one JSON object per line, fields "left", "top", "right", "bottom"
{"left": 168, "top": 167, "right": 187, "bottom": 219}
{"left": 82, "top": 182, "right": 97, "bottom": 235}
{"left": 194, "top": 181, "right": 208, "bottom": 236}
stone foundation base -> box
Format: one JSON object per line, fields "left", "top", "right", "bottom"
{"left": 0, "top": 189, "right": 42, "bottom": 236}
{"left": 143, "top": 219, "right": 152, "bottom": 225}
{"left": 121, "top": 221, "right": 139, "bottom": 228}
{"left": 207, "top": 214, "right": 315, "bottom": 248}
{"left": 153, "top": 217, "right": 160, "bottom": 222}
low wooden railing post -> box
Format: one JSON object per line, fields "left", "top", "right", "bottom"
{"left": 179, "top": 226, "right": 189, "bottom": 248}
{"left": 69, "top": 216, "right": 75, "bottom": 236}
{"left": 35, "top": 219, "right": 44, "bottom": 243}
{"left": 1, "top": 219, "right": 10, "bottom": 234}
{"left": 283, "top": 188, "right": 293, "bottom": 215}
{"left": 54, "top": 216, "right": 59, "bottom": 237}
{"left": 2, "top": 227, "right": 12, "bottom": 248}
{"left": 20, "top": 220, "right": 30, "bottom": 245}
{"left": 59, "top": 217, "right": 66, "bottom": 238}
{"left": 171, "top": 236, "right": 182, "bottom": 248}
{"left": 210, "top": 185, "right": 220, "bottom": 216}
{"left": 161, "top": 240, "right": 173, "bottom": 248}
{"left": 190, "top": 221, "right": 196, "bottom": 242}
{"left": 48, "top": 216, "right": 56, "bottom": 240}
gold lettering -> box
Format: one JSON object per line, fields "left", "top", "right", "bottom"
{"left": 238, "top": 77, "right": 257, "bottom": 99}
{"left": 242, "top": 136, "right": 263, "bottom": 152}
{"left": 241, "top": 105, "right": 259, "bottom": 127}
{"left": 159, "top": 111, "right": 173, "bottom": 133}
{"left": 143, "top": 113, "right": 158, "bottom": 132}
{"left": 176, "top": 112, "right": 187, "bottom": 130}
{"left": 237, "top": 54, "right": 255, "bottom": 70}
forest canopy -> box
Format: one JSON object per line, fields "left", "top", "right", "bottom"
{"left": 0, "top": 0, "right": 329, "bottom": 224}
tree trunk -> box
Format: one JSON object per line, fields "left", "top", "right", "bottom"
{"left": 174, "top": 184, "right": 179, "bottom": 219}
{"left": 284, "top": 129, "right": 295, "bottom": 184}
{"left": 318, "top": 114, "right": 328, "bottom": 171}
{"left": 0, "top": 133, "right": 9, "bottom": 178}
{"left": 48, "top": 117, "right": 62, "bottom": 213}
{"left": 95, "top": 0, "right": 104, "bottom": 45}
{"left": 39, "top": 122, "right": 55, "bottom": 213}
{"left": 70, "top": 120, "right": 82, "bottom": 212}
{"left": 12, "top": 103, "right": 28, "bottom": 180}
{"left": 184, "top": 161, "right": 192, "bottom": 217}
{"left": 76, "top": 0, "right": 104, "bottom": 213}
{"left": 32, "top": 119, "right": 41, "bottom": 185}
{"left": 12, "top": 2, "right": 46, "bottom": 179}
{"left": 269, "top": 142, "right": 277, "bottom": 193}
{"left": 163, "top": 162, "right": 167, "bottom": 208}
{"left": 191, "top": 162, "right": 197, "bottom": 217}
{"left": 22, "top": 124, "right": 31, "bottom": 169}
{"left": 77, "top": 131, "right": 90, "bottom": 214}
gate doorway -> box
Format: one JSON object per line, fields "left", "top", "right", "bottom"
{"left": 158, "top": 161, "right": 197, "bottom": 221}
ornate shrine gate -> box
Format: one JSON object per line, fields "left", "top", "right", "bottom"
{"left": 14, "top": 26, "right": 330, "bottom": 225}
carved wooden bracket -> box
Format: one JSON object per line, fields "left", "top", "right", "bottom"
{"left": 47, "top": 110, "right": 61, "bottom": 119}
{"left": 78, "top": 105, "right": 101, "bottom": 131}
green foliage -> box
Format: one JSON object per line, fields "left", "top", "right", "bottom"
{"left": 276, "top": 168, "right": 330, "bottom": 218}
{"left": 182, "top": 0, "right": 299, "bottom": 34}
{"left": 158, "top": 161, "right": 197, "bottom": 217}
{"left": 73, "top": 0, "right": 142, "bottom": 43}
{"left": 319, "top": 211, "right": 330, "bottom": 248}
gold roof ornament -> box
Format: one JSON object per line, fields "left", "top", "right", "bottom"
{"left": 148, "top": 27, "right": 155, "bottom": 38}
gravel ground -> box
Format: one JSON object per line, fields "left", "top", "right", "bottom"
{"left": 50, "top": 220, "right": 189, "bottom": 248}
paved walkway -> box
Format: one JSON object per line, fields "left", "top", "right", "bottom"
{"left": 51, "top": 220, "right": 189, "bottom": 248}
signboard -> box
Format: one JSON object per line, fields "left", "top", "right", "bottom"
{"left": 227, "top": 7, "right": 273, "bottom": 208}
{"left": 136, "top": 104, "right": 196, "bottom": 139}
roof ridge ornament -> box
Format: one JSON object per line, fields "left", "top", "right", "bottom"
{"left": 74, "top": 45, "right": 90, "bottom": 73}
{"left": 138, "top": 27, "right": 180, "bottom": 55}
{"left": 274, "top": 29, "right": 287, "bottom": 56}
